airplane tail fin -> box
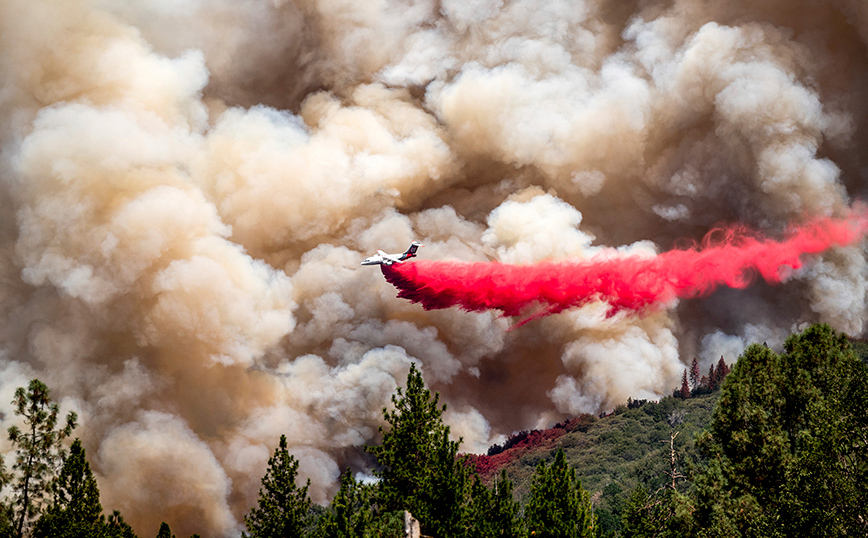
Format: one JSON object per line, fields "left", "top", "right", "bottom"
{"left": 402, "top": 241, "right": 423, "bottom": 260}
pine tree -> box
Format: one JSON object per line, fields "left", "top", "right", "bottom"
{"left": 243, "top": 435, "right": 312, "bottom": 538}
{"left": 715, "top": 356, "right": 730, "bottom": 386}
{"left": 7, "top": 379, "right": 77, "bottom": 538}
{"left": 0, "top": 456, "right": 12, "bottom": 537}
{"left": 689, "top": 358, "right": 701, "bottom": 391}
{"left": 32, "top": 438, "right": 103, "bottom": 538}
{"left": 524, "top": 449, "right": 595, "bottom": 538}
{"left": 464, "top": 471, "right": 521, "bottom": 538}
{"left": 706, "top": 363, "right": 716, "bottom": 390}
{"left": 465, "top": 477, "right": 493, "bottom": 538}
{"left": 105, "top": 511, "right": 139, "bottom": 538}
{"left": 620, "top": 486, "right": 658, "bottom": 538}
{"left": 366, "top": 363, "right": 469, "bottom": 538}
{"left": 155, "top": 522, "right": 174, "bottom": 538}
{"left": 489, "top": 471, "right": 521, "bottom": 538}
{"left": 621, "top": 484, "right": 698, "bottom": 538}
{"left": 320, "top": 470, "right": 371, "bottom": 538}
{"left": 679, "top": 371, "right": 690, "bottom": 399}
{"left": 694, "top": 324, "right": 868, "bottom": 537}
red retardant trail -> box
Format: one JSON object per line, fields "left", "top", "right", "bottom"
{"left": 381, "top": 210, "right": 868, "bottom": 324}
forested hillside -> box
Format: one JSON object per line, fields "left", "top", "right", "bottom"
{"left": 471, "top": 393, "right": 719, "bottom": 535}
{"left": 1, "top": 323, "right": 865, "bottom": 537}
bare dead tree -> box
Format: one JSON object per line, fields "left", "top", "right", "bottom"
{"left": 662, "top": 411, "right": 686, "bottom": 491}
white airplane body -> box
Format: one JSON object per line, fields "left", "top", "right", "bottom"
{"left": 361, "top": 241, "right": 423, "bottom": 266}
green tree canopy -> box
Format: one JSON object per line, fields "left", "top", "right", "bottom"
{"left": 8, "top": 379, "right": 77, "bottom": 538}
{"left": 366, "top": 362, "right": 469, "bottom": 538}
{"left": 464, "top": 471, "right": 522, "bottom": 538}
{"left": 620, "top": 486, "right": 658, "bottom": 538}
{"left": 619, "top": 485, "right": 696, "bottom": 538}
{"left": 105, "top": 511, "right": 139, "bottom": 538}
{"left": 32, "top": 438, "right": 103, "bottom": 538}
{"left": 524, "top": 449, "right": 596, "bottom": 538}
{"left": 694, "top": 324, "right": 868, "bottom": 537}
{"left": 243, "top": 434, "right": 311, "bottom": 538}
{"left": 155, "top": 522, "right": 174, "bottom": 538}
{"left": 320, "top": 470, "right": 372, "bottom": 538}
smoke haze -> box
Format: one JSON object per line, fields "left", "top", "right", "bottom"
{"left": 2, "top": 0, "right": 868, "bottom": 535}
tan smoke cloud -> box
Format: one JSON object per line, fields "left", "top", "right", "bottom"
{"left": 2, "top": 0, "right": 868, "bottom": 535}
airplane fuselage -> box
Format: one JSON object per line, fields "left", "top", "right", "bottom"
{"left": 361, "top": 242, "right": 422, "bottom": 266}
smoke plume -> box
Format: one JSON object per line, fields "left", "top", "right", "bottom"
{"left": 2, "top": 0, "right": 868, "bottom": 535}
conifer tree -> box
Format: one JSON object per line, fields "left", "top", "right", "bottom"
{"left": 489, "top": 470, "right": 521, "bottom": 538}
{"left": 464, "top": 471, "right": 521, "bottom": 538}
{"left": 694, "top": 324, "right": 868, "bottom": 537}
{"left": 524, "top": 449, "right": 595, "bottom": 538}
{"left": 679, "top": 371, "right": 690, "bottom": 399}
{"left": 689, "top": 358, "right": 701, "bottom": 390}
{"left": 715, "top": 356, "right": 730, "bottom": 386}
{"left": 155, "top": 522, "right": 174, "bottom": 538}
{"left": 0, "top": 457, "right": 12, "bottom": 537}
{"left": 620, "top": 486, "right": 695, "bottom": 538}
{"left": 366, "top": 363, "right": 469, "bottom": 538}
{"left": 620, "top": 486, "right": 658, "bottom": 538}
{"left": 320, "top": 470, "right": 371, "bottom": 538}
{"left": 105, "top": 511, "right": 139, "bottom": 538}
{"left": 32, "top": 438, "right": 103, "bottom": 538}
{"left": 706, "top": 363, "right": 716, "bottom": 390}
{"left": 8, "top": 379, "right": 77, "bottom": 538}
{"left": 243, "top": 435, "right": 311, "bottom": 538}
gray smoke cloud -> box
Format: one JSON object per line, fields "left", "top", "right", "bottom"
{"left": 2, "top": 0, "right": 868, "bottom": 535}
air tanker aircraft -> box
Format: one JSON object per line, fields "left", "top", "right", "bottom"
{"left": 361, "top": 241, "right": 423, "bottom": 266}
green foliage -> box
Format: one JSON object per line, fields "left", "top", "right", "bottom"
{"left": 32, "top": 438, "right": 103, "bottom": 538}
{"left": 693, "top": 324, "right": 868, "bottom": 537}
{"left": 524, "top": 449, "right": 596, "bottom": 538}
{"left": 0, "top": 461, "right": 11, "bottom": 538}
{"left": 620, "top": 486, "right": 660, "bottom": 538}
{"left": 7, "top": 379, "right": 77, "bottom": 538}
{"left": 243, "top": 434, "right": 312, "bottom": 538}
{"left": 492, "top": 393, "right": 717, "bottom": 522}
{"left": 847, "top": 338, "right": 868, "bottom": 365}
{"left": 52, "top": 438, "right": 102, "bottom": 521}
{"left": 620, "top": 486, "right": 696, "bottom": 538}
{"left": 594, "top": 482, "right": 624, "bottom": 537}
{"left": 363, "top": 511, "right": 403, "bottom": 538}
{"left": 464, "top": 471, "right": 522, "bottom": 538}
{"left": 105, "top": 511, "right": 139, "bottom": 538}
{"left": 366, "top": 363, "right": 469, "bottom": 538}
{"left": 155, "top": 522, "right": 174, "bottom": 538}
{"left": 0, "top": 505, "right": 14, "bottom": 538}
{"left": 319, "top": 471, "right": 372, "bottom": 538}
{"left": 31, "top": 438, "right": 141, "bottom": 538}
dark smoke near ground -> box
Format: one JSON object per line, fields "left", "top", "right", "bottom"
{"left": 2, "top": 0, "right": 868, "bottom": 535}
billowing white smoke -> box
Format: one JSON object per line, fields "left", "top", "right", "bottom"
{"left": 1, "top": 0, "right": 867, "bottom": 535}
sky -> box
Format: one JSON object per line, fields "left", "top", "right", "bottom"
{"left": 1, "top": 0, "right": 868, "bottom": 535}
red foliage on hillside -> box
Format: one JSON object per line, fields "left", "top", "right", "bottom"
{"left": 464, "top": 415, "right": 596, "bottom": 477}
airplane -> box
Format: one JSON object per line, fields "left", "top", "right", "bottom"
{"left": 361, "top": 241, "right": 423, "bottom": 266}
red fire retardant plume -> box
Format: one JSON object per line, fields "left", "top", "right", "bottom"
{"left": 381, "top": 209, "right": 868, "bottom": 324}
